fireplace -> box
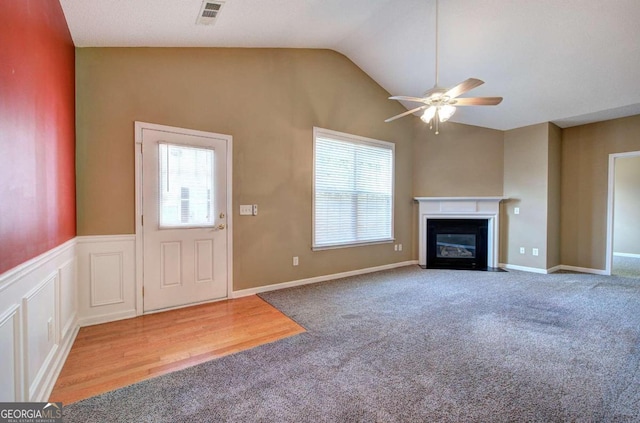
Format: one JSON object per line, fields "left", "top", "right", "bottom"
{"left": 414, "top": 197, "right": 506, "bottom": 269}
{"left": 427, "top": 219, "right": 488, "bottom": 270}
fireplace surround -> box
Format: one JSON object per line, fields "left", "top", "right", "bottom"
{"left": 415, "top": 197, "right": 506, "bottom": 269}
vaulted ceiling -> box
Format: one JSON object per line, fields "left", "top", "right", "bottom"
{"left": 60, "top": 0, "right": 640, "bottom": 131}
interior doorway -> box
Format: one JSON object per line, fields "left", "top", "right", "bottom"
{"left": 607, "top": 151, "right": 640, "bottom": 278}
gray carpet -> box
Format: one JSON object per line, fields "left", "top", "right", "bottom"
{"left": 613, "top": 255, "right": 640, "bottom": 279}
{"left": 63, "top": 266, "right": 640, "bottom": 422}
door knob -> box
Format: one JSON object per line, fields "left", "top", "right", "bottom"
{"left": 217, "top": 224, "right": 226, "bottom": 230}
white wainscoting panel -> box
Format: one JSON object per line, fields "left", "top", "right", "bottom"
{"left": 0, "top": 305, "right": 21, "bottom": 401}
{"left": 90, "top": 252, "right": 125, "bottom": 306}
{"left": 58, "top": 259, "right": 77, "bottom": 341}
{"left": 0, "top": 238, "right": 77, "bottom": 402}
{"left": 23, "top": 274, "right": 58, "bottom": 400}
{"left": 77, "top": 235, "right": 136, "bottom": 326}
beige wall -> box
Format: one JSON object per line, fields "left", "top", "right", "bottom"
{"left": 613, "top": 155, "right": 640, "bottom": 255}
{"left": 546, "top": 123, "right": 562, "bottom": 268}
{"left": 502, "top": 123, "right": 550, "bottom": 269}
{"left": 75, "top": 46, "right": 640, "bottom": 279}
{"left": 412, "top": 122, "right": 504, "bottom": 197}
{"left": 76, "top": 48, "right": 415, "bottom": 290}
{"left": 412, "top": 121, "right": 504, "bottom": 262}
{"left": 561, "top": 114, "right": 640, "bottom": 270}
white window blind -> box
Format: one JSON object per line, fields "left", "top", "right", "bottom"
{"left": 313, "top": 128, "right": 394, "bottom": 249}
{"left": 159, "top": 143, "right": 214, "bottom": 228}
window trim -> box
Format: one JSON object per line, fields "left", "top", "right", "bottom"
{"left": 312, "top": 127, "right": 395, "bottom": 251}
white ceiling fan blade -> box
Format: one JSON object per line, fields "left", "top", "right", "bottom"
{"left": 445, "top": 78, "right": 484, "bottom": 99}
{"left": 389, "top": 95, "right": 427, "bottom": 103}
{"left": 385, "top": 105, "right": 427, "bottom": 123}
{"left": 454, "top": 97, "right": 503, "bottom": 106}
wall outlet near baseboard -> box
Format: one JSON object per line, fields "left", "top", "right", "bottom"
{"left": 532, "top": 248, "right": 539, "bottom": 256}
{"left": 293, "top": 256, "right": 299, "bottom": 266}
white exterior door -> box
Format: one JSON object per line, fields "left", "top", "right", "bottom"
{"left": 141, "top": 126, "right": 230, "bottom": 312}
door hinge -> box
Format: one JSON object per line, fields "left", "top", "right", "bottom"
{"left": 142, "top": 287, "right": 144, "bottom": 297}
{"left": 141, "top": 215, "right": 144, "bottom": 226}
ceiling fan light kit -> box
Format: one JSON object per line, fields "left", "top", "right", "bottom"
{"left": 385, "top": 0, "right": 503, "bottom": 134}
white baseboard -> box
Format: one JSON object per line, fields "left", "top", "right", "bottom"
{"left": 613, "top": 252, "right": 640, "bottom": 259}
{"left": 232, "top": 260, "right": 419, "bottom": 298}
{"left": 499, "top": 263, "right": 608, "bottom": 275}
{"left": 546, "top": 265, "right": 562, "bottom": 273}
{"left": 77, "top": 309, "right": 137, "bottom": 328}
{"left": 36, "top": 323, "right": 79, "bottom": 402}
{"left": 558, "top": 265, "right": 608, "bottom": 275}
{"left": 499, "top": 263, "right": 549, "bottom": 274}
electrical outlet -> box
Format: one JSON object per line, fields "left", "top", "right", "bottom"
{"left": 239, "top": 205, "right": 252, "bottom": 215}
{"left": 252, "top": 204, "right": 258, "bottom": 216}
{"left": 398, "top": 244, "right": 403, "bottom": 251}
{"left": 519, "top": 247, "right": 525, "bottom": 254}
{"left": 514, "top": 207, "right": 520, "bottom": 215}
{"left": 532, "top": 248, "right": 539, "bottom": 256}
{"left": 293, "top": 256, "right": 299, "bottom": 266}
{"left": 394, "top": 244, "right": 398, "bottom": 251}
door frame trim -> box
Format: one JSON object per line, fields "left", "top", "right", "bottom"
{"left": 134, "top": 121, "right": 233, "bottom": 315}
{"left": 605, "top": 150, "right": 640, "bottom": 276}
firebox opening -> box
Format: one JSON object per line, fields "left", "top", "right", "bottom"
{"left": 427, "top": 219, "right": 488, "bottom": 270}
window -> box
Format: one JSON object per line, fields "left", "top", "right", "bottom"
{"left": 159, "top": 143, "right": 214, "bottom": 228}
{"left": 313, "top": 127, "right": 394, "bottom": 249}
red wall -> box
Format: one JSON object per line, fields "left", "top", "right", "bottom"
{"left": 0, "top": 0, "right": 76, "bottom": 274}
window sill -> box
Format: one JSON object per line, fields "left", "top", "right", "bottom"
{"left": 312, "top": 239, "right": 395, "bottom": 251}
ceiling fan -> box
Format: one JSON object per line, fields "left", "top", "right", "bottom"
{"left": 385, "top": 0, "right": 503, "bottom": 134}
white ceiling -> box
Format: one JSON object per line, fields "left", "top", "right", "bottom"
{"left": 59, "top": 0, "right": 640, "bottom": 131}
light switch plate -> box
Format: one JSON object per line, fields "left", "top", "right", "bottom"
{"left": 532, "top": 248, "right": 539, "bottom": 256}
{"left": 240, "top": 205, "right": 252, "bottom": 215}
{"left": 514, "top": 207, "right": 520, "bottom": 215}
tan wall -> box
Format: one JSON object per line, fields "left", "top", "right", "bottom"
{"left": 561, "top": 114, "right": 640, "bottom": 270}
{"left": 546, "top": 123, "right": 562, "bottom": 268}
{"left": 76, "top": 48, "right": 415, "bottom": 290}
{"left": 502, "top": 123, "right": 550, "bottom": 269}
{"left": 613, "top": 155, "right": 640, "bottom": 255}
{"left": 412, "top": 122, "right": 504, "bottom": 197}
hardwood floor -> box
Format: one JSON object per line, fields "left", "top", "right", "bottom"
{"left": 50, "top": 295, "right": 305, "bottom": 405}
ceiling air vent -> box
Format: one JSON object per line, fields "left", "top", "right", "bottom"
{"left": 196, "top": 1, "right": 225, "bottom": 25}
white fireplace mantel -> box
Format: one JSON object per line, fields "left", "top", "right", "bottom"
{"left": 414, "top": 197, "right": 507, "bottom": 268}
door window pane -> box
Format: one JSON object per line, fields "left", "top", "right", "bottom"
{"left": 159, "top": 143, "right": 214, "bottom": 228}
